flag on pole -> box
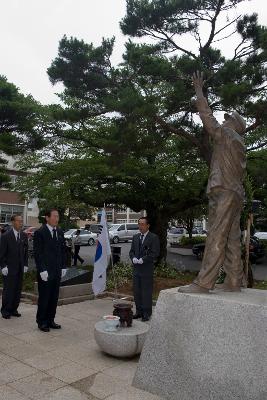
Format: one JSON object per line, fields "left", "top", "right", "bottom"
{"left": 92, "top": 209, "right": 111, "bottom": 295}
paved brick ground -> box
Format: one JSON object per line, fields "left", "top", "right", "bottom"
{"left": 0, "top": 298, "right": 162, "bottom": 400}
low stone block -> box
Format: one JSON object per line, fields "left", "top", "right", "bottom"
{"left": 34, "top": 282, "right": 93, "bottom": 300}
{"left": 133, "top": 288, "right": 267, "bottom": 400}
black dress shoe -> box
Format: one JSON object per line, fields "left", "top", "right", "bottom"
{"left": 12, "top": 311, "right": 21, "bottom": 317}
{"left": 142, "top": 316, "right": 150, "bottom": 322}
{"left": 2, "top": 314, "right": 11, "bottom": 319}
{"left": 49, "top": 322, "right": 61, "bottom": 329}
{"left": 38, "top": 324, "right": 50, "bottom": 332}
{"left": 133, "top": 314, "right": 142, "bottom": 319}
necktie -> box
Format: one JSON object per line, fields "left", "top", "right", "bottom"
{"left": 138, "top": 234, "right": 144, "bottom": 256}
{"left": 52, "top": 228, "right": 57, "bottom": 241}
{"left": 17, "top": 232, "right": 20, "bottom": 243}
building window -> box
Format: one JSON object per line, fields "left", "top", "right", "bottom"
{"left": 106, "top": 211, "right": 113, "bottom": 222}
{"left": 117, "top": 207, "right": 127, "bottom": 214}
{"left": 116, "top": 219, "right": 127, "bottom": 224}
{"left": 0, "top": 204, "right": 24, "bottom": 223}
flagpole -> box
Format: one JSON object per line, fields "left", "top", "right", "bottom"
{"left": 109, "top": 245, "right": 118, "bottom": 299}
{"left": 103, "top": 204, "right": 118, "bottom": 299}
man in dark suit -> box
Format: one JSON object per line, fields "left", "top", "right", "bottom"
{"left": 0, "top": 214, "right": 28, "bottom": 319}
{"left": 34, "top": 209, "right": 66, "bottom": 332}
{"left": 129, "top": 217, "right": 160, "bottom": 321}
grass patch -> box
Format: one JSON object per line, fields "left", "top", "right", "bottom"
{"left": 106, "top": 261, "right": 198, "bottom": 299}
{"left": 106, "top": 261, "right": 267, "bottom": 300}
{"left": 254, "top": 280, "right": 267, "bottom": 290}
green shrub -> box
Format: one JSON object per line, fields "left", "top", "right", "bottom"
{"left": 259, "top": 239, "right": 267, "bottom": 249}
{"left": 107, "top": 262, "right": 133, "bottom": 290}
{"left": 179, "top": 235, "right": 206, "bottom": 246}
{"left": 0, "top": 270, "right": 37, "bottom": 293}
{"left": 154, "top": 263, "right": 180, "bottom": 279}
{"left": 22, "top": 270, "right": 37, "bottom": 292}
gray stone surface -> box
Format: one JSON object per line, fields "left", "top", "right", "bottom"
{"left": 34, "top": 282, "right": 94, "bottom": 304}
{"left": 133, "top": 288, "right": 267, "bottom": 400}
{"left": 94, "top": 320, "right": 149, "bottom": 358}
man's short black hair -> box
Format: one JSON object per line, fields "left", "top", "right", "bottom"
{"left": 11, "top": 214, "right": 22, "bottom": 222}
{"left": 138, "top": 216, "right": 150, "bottom": 225}
{"left": 44, "top": 208, "right": 59, "bottom": 218}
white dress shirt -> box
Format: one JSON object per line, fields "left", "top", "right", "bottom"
{"left": 140, "top": 230, "right": 149, "bottom": 244}
{"left": 13, "top": 228, "right": 20, "bottom": 241}
{"left": 46, "top": 224, "right": 58, "bottom": 239}
{"left": 12, "top": 228, "right": 28, "bottom": 271}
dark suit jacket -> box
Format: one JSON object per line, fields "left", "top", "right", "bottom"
{"left": 129, "top": 231, "right": 160, "bottom": 274}
{"left": 33, "top": 224, "right": 66, "bottom": 279}
{"left": 0, "top": 230, "right": 28, "bottom": 275}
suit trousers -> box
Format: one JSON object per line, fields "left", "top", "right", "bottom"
{"left": 133, "top": 266, "right": 153, "bottom": 317}
{"left": 195, "top": 188, "right": 243, "bottom": 289}
{"left": 36, "top": 274, "right": 61, "bottom": 326}
{"left": 73, "top": 245, "right": 83, "bottom": 266}
{"left": 1, "top": 270, "right": 23, "bottom": 315}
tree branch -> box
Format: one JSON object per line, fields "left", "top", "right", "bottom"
{"left": 157, "top": 29, "right": 197, "bottom": 59}
{"left": 201, "top": 0, "right": 225, "bottom": 52}
{"left": 247, "top": 141, "right": 267, "bottom": 152}
{"left": 245, "top": 119, "right": 261, "bottom": 134}
{"left": 154, "top": 115, "right": 200, "bottom": 147}
{"left": 214, "top": 16, "right": 240, "bottom": 38}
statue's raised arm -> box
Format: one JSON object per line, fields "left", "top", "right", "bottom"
{"left": 192, "top": 71, "right": 205, "bottom": 98}
{"left": 192, "top": 71, "right": 221, "bottom": 140}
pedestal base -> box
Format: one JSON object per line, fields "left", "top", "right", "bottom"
{"left": 94, "top": 320, "right": 149, "bottom": 358}
{"left": 133, "top": 288, "right": 267, "bottom": 400}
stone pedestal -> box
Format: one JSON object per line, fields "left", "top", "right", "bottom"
{"left": 34, "top": 282, "right": 94, "bottom": 305}
{"left": 133, "top": 288, "right": 267, "bottom": 400}
{"left": 94, "top": 320, "right": 149, "bottom": 358}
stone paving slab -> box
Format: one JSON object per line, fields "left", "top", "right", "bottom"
{"left": 0, "top": 299, "right": 163, "bottom": 400}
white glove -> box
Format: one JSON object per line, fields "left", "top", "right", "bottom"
{"left": 1, "top": 267, "right": 8, "bottom": 276}
{"left": 24, "top": 266, "right": 28, "bottom": 273}
{"left": 40, "top": 271, "right": 48, "bottom": 281}
{"left": 137, "top": 258, "right": 144, "bottom": 264}
{"left": 61, "top": 269, "right": 67, "bottom": 278}
{"left": 132, "top": 257, "right": 139, "bottom": 264}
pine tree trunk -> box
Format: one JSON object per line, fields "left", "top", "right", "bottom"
{"left": 186, "top": 217, "right": 194, "bottom": 239}
{"left": 146, "top": 207, "right": 169, "bottom": 265}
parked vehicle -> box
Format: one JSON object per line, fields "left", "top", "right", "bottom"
{"left": 64, "top": 229, "right": 97, "bottom": 246}
{"left": 192, "top": 236, "right": 265, "bottom": 263}
{"left": 108, "top": 223, "right": 139, "bottom": 244}
{"left": 84, "top": 224, "right": 104, "bottom": 234}
{"left": 167, "top": 226, "right": 207, "bottom": 246}
{"left": 167, "top": 227, "right": 187, "bottom": 246}
{"left": 249, "top": 236, "right": 266, "bottom": 263}
{"left": 254, "top": 231, "right": 267, "bottom": 240}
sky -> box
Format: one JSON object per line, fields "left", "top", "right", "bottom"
{"left": 0, "top": 0, "right": 266, "bottom": 105}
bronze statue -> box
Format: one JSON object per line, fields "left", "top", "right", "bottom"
{"left": 179, "top": 71, "right": 246, "bottom": 294}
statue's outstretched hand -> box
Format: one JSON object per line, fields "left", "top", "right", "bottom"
{"left": 192, "top": 71, "right": 205, "bottom": 97}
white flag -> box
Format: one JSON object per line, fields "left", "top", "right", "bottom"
{"left": 92, "top": 209, "right": 111, "bottom": 295}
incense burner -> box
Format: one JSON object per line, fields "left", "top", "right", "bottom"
{"left": 113, "top": 302, "right": 133, "bottom": 327}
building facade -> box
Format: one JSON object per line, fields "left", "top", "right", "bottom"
{"left": 96, "top": 207, "right": 146, "bottom": 224}
{"left": 0, "top": 156, "right": 40, "bottom": 227}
